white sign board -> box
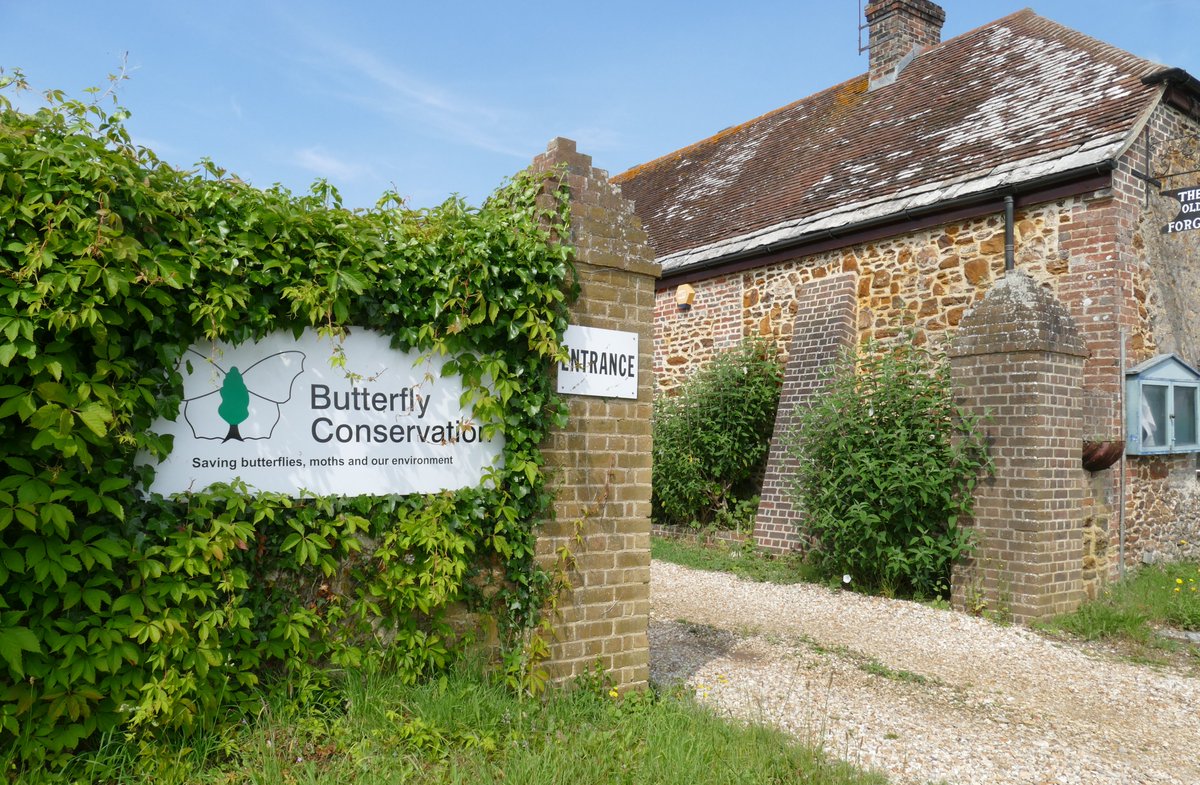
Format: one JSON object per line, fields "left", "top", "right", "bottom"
{"left": 556, "top": 325, "right": 639, "bottom": 399}
{"left": 146, "top": 329, "right": 502, "bottom": 497}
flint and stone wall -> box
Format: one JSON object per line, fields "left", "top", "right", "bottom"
{"left": 656, "top": 197, "right": 1096, "bottom": 395}
{"left": 531, "top": 138, "right": 658, "bottom": 689}
{"left": 1122, "top": 102, "right": 1200, "bottom": 566}
{"left": 656, "top": 194, "right": 1118, "bottom": 580}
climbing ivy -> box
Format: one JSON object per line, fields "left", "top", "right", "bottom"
{"left": 0, "top": 70, "right": 577, "bottom": 769}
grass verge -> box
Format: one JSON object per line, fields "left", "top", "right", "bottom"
{"left": 651, "top": 535, "right": 825, "bottom": 585}
{"left": 1037, "top": 561, "right": 1200, "bottom": 666}
{"left": 50, "top": 664, "right": 888, "bottom": 785}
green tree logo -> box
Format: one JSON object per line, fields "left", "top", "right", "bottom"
{"left": 217, "top": 367, "right": 252, "bottom": 442}
{"left": 180, "top": 350, "right": 306, "bottom": 442}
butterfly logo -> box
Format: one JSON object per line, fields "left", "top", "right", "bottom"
{"left": 180, "top": 349, "right": 307, "bottom": 442}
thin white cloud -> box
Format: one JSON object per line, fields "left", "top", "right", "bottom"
{"left": 284, "top": 21, "right": 529, "bottom": 159}
{"left": 293, "top": 147, "right": 368, "bottom": 181}
{"left": 338, "top": 46, "right": 528, "bottom": 158}
{"left": 330, "top": 43, "right": 459, "bottom": 115}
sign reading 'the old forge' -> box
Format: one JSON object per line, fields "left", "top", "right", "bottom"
{"left": 147, "top": 329, "right": 503, "bottom": 497}
{"left": 1162, "top": 186, "right": 1200, "bottom": 234}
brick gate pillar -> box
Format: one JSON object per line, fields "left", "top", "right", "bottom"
{"left": 529, "top": 138, "right": 659, "bottom": 688}
{"left": 949, "top": 272, "right": 1088, "bottom": 622}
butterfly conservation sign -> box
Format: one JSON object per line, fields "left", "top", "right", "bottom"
{"left": 145, "top": 329, "right": 503, "bottom": 497}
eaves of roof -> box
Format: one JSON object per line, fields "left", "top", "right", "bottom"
{"left": 655, "top": 164, "right": 1112, "bottom": 289}
{"left": 655, "top": 133, "right": 1122, "bottom": 285}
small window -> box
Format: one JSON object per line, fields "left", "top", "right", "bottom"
{"left": 1141, "top": 384, "right": 1168, "bottom": 448}
{"left": 1174, "top": 385, "right": 1197, "bottom": 447}
{"left": 1126, "top": 354, "right": 1200, "bottom": 455}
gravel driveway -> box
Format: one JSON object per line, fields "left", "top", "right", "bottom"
{"left": 650, "top": 560, "right": 1200, "bottom": 785}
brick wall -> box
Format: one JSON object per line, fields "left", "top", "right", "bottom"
{"left": 949, "top": 272, "right": 1088, "bottom": 622}
{"left": 1051, "top": 183, "right": 1131, "bottom": 590}
{"left": 753, "top": 273, "right": 858, "bottom": 553}
{"left": 865, "top": 0, "right": 946, "bottom": 88}
{"left": 530, "top": 138, "right": 658, "bottom": 689}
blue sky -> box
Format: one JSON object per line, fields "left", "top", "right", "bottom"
{"left": 4, "top": 1, "right": 1199, "bottom": 210}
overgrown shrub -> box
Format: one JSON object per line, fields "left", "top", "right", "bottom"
{"left": 788, "top": 339, "right": 990, "bottom": 598}
{"left": 652, "top": 341, "right": 781, "bottom": 528}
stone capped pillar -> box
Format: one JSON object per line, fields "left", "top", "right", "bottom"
{"left": 529, "top": 138, "right": 659, "bottom": 689}
{"left": 949, "top": 272, "right": 1088, "bottom": 622}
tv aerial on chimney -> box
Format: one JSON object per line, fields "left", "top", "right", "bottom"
{"left": 858, "top": 0, "right": 870, "bottom": 54}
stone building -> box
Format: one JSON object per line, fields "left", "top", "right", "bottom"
{"left": 614, "top": 0, "right": 1200, "bottom": 590}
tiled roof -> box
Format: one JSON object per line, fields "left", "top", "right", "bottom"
{"left": 612, "top": 9, "right": 1162, "bottom": 274}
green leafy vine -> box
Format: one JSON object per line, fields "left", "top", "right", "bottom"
{"left": 0, "top": 70, "right": 578, "bottom": 769}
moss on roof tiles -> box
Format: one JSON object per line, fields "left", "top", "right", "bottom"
{"left": 615, "top": 8, "right": 1162, "bottom": 263}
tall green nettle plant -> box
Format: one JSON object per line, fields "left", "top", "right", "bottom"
{"left": 788, "top": 338, "right": 990, "bottom": 598}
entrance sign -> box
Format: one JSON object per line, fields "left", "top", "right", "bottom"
{"left": 1163, "top": 186, "right": 1200, "bottom": 234}
{"left": 147, "top": 328, "right": 502, "bottom": 496}
{"left": 556, "top": 325, "right": 639, "bottom": 399}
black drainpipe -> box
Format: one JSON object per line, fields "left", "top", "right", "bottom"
{"left": 1004, "top": 194, "right": 1015, "bottom": 272}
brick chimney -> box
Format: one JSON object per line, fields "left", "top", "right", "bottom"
{"left": 866, "top": 0, "right": 946, "bottom": 90}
